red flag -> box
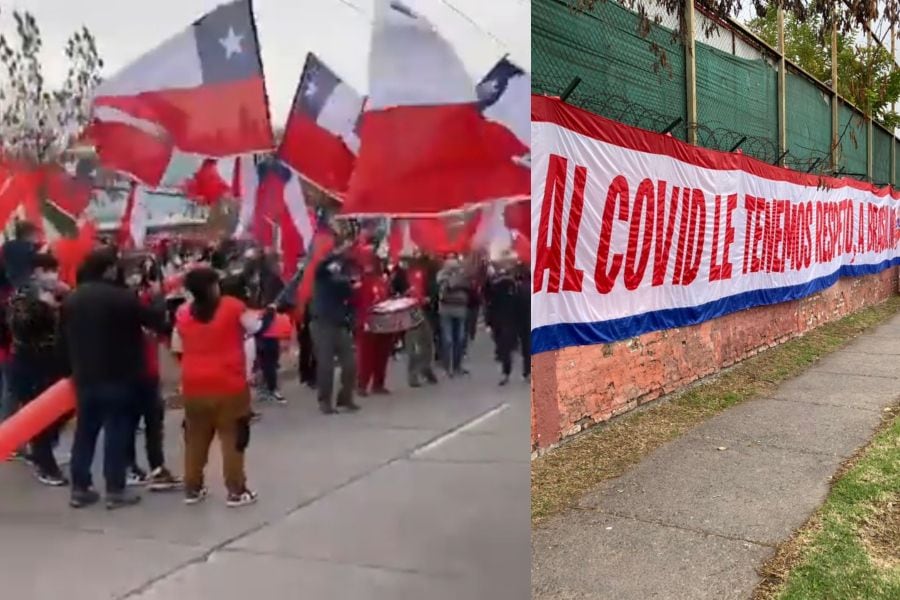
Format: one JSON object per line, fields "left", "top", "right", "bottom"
{"left": 182, "top": 159, "right": 230, "bottom": 206}
{"left": 89, "top": 120, "right": 172, "bottom": 186}
{"left": 343, "top": 2, "right": 528, "bottom": 216}
{"left": 295, "top": 230, "right": 335, "bottom": 310}
{"left": 91, "top": 0, "right": 273, "bottom": 160}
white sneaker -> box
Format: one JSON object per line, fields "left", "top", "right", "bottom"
{"left": 226, "top": 489, "right": 258, "bottom": 508}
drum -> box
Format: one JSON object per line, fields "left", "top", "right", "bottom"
{"left": 367, "top": 297, "right": 423, "bottom": 334}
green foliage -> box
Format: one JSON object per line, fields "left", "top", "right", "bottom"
{"left": 0, "top": 8, "right": 103, "bottom": 164}
{"left": 747, "top": 8, "right": 899, "bottom": 128}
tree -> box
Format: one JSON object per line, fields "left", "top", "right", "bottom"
{"left": 748, "top": 8, "right": 900, "bottom": 128}
{"left": 577, "top": 1, "right": 900, "bottom": 40}
{"left": 0, "top": 8, "right": 103, "bottom": 165}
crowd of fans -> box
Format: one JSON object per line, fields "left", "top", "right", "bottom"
{"left": 0, "top": 219, "right": 530, "bottom": 509}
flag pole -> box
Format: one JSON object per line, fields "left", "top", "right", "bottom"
{"left": 247, "top": 0, "right": 276, "bottom": 152}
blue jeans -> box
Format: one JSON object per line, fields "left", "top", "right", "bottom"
{"left": 440, "top": 315, "right": 467, "bottom": 374}
{"left": 70, "top": 382, "right": 139, "bottom": 494}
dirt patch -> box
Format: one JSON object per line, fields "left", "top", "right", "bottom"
{"left": 860, "top": 496, "right": 900, "bottom": 570}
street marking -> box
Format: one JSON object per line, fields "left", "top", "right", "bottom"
{"left": 412, "top": 402, "right": 510, "bottom": 457}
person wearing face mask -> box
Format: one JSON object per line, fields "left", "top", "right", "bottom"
{"left": 59, "top": 249, "right": 169, "bottom": 509}
{"left": 6, "top": 253, "right": 71, "bottom": 485}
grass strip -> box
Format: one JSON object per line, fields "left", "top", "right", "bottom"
{"left": 531, "top": 296, "right": 900, "bottom": 526}
{"left": 753, "top": 410, "right": 900, "bottom": 600}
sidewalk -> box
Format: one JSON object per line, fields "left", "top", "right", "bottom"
{"left": 532, "top": 314, "right": 900, "bottom": 600}
{"left": 0, "top": 339, "right": 529, "bottom": 600}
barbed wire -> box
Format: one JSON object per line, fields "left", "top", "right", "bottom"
{"left": 534, "top": 74, "right": 838, "bottom": 176}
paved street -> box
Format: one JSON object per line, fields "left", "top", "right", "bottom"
{"left": 0, "top": 339, "right": 529, "bottom": 599}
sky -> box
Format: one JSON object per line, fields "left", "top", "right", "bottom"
{"left": 3, "top": 0, "right": 531, "bottom": 124}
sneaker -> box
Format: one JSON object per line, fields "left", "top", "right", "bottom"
{"left": 105, "top": 489, "right": 142, "bottom": 510}
{"left": 148, "top": 467, "right": 182, "bottom": 492}
{"left": 272, "top": 390, "right": 287, "bottom": 404}
{"left": 499, "top": 375, "right": 510, "bottom": 387}
{"left": 69, "top": 488, "right": 100, "bottom": 509}
{"left": 337, "top": 401, "right": 361, "bottom": 412}
{"left": 36, "top": 469, "right": 69, "bottom": 487}
{"left": 126, "top": 467, "right": 149, "bottom": 487}
{"left": 184, "top": 487, "right": 209, "bottom": 505}
{"left": 226, "top": 489, "right": 258, "bottom": 508}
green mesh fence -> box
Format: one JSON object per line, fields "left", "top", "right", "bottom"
{"left": 695, "top": 44, "right": 778, "bottom": 161}
{"left": 532, "top": 0, "right": 687, "bottom": 139}
{"left": 895, "top": 144, "right": 900, "bottom": 186}
{"left": 838, "top": 103, "right": 867, "bottom": 177}
{"left": 872, "top": 126, "right": 892, "bottom": 185}
{"left": 785, "top": 69, "right": 832, "bottom": 172}
{"left": 533, "top": 0, "right": 899, "bottom": 183}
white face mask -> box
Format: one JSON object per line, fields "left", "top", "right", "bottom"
{"left": 126, "top": 274, "right": 142, "bottom": 287}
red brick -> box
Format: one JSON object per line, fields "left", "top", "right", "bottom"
{"left": 531, "top": 269, "right": 899, "bottom": 452}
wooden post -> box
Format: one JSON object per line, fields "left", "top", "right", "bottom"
{"left": 831, "top": 16, "right": 840, "bottom": 171}
{"left": 683, "top": 0, "right": 698, "bottom": 145}
{"left": 776, "top": 7, "right": 787, "bottom": 164}
{"left": 866, "top": 24, "right": 874, "bottom": 181}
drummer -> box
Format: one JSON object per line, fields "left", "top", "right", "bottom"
{"left": 352, "top": 244, "right": 393, "bottom": 396}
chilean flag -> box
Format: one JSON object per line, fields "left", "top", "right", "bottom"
{"left": 91, "top": 0, "right": 274, "bottom": 185}
{"left": 343, "top": 0, "right": 529, "bottom": 217}
{"left": 118, "top": 182, "right": 149, "bottom": 249}
{"left": 477, "top": 57, "right": 530, "bottom": 156}
{"left": 278, "top": 53, "right": 363, "bottom": 196}
{"left": 249, "top": 159, "right": 315, "bottom": 277}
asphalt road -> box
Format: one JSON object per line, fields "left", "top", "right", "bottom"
{"left": 0, "top": 337, "right": 530, "bottom": 600}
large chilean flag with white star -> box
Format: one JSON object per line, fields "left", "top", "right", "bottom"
{"left": 278, "top": 53, "right": 363, "bottom": 196}
{"left": 91, "top": 0, "right": 274, "bottom": 185}
{"left": 343, "top": 0, "right": 529, "bottom": 216}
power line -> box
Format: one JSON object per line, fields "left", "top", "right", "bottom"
{"left": 435, "top": 0, "right": 509, "bottom": 51}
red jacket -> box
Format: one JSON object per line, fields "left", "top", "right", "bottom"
{"left": 353, "top": 273, "right": 389, "bottom": 332}
{"left": 175, "top": 296, "right": 248, "bottom": 397}
{"left": 407, "top": 266, "right": 427, "bottom": 306}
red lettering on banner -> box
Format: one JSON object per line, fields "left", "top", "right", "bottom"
{"left": 742, "top": 196, "right": 753, "bottom": 275}
{"left": 624, "top": 179, "right": 655, "bottom": 290}
{"left": 652, "top": 183, "right": 680, "bottom": 286}
{"left": 721, "top": 194, "right": 737, "bottom": 280}
{"left": 857, "top": 202, "right": 865, "bottom": 254}
{"left": 770, "top": 200, "right": 786, "bottom": 273}
{"left": 672, "top": 188, "right": 693, "bottom": 284}
{"left": 802, "top": 202, "right": 813, "bottom": 268}
{"left": 562, "top": 165, "right": 587, "bottom": 292}
{"left": 785, "top": 202, "right": 798, "bottom": 270}
{"left": 709, "top": 195, "right": 724, "bottom": 281}
{"left": 679, "top": 189, "right": 706, "bottom": 285}
{"left": 595, "top": 175, "right": 628, "bottom": 294}
{"left": 533, "top": 154, "right": 566, "bottom": 293}
{"left": 749, "top": 196, "right": 765, "bottom": 274}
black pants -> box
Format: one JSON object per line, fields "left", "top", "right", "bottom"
{"left": 70, "top": 382, "right": 139, "bottom": 494}
{"left": 496, "top": 318, "right": 531, "bottom": 378}
{"left": 7, "top": 355, "right": 68, "bottom": 475}
{"left": 297, "top": 317, "right": 317, "bottom": 386}
{"left": 126, "top": 378, "right": 165, "bottom": 472}
{"left": 256, "top": 337, "right": 280, "bottom": 392}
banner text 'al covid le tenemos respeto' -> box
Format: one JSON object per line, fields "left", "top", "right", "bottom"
{"left": 531, "top": 95, "right": 900, "bottom": 354}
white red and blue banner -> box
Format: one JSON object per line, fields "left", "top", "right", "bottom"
{"left": 531, "top": 95, "right": 900, "bottom": 354}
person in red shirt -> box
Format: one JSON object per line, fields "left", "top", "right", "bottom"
{"left": 353, "top": 255, "right": 393, "bottom": 396}
{"left": 123, "top": 262, "right": 181, "bottom": 491}
{"left": 172, "top": 267, "right": 274, "bottom": 507}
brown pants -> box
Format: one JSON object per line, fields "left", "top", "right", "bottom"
{"left": 183, "top": 392, "right": 251, "bottom": 495}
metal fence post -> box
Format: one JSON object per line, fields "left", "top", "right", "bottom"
{"left": 776, "top": 7, "right": 787, "bottom": 164}
{"left": 866, "top": 24, "right": 874, "bottom": 181}
{"left": 684, "top": 1, "right": 698, "bottom": 145}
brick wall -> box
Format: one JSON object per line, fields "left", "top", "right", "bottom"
{"left": 531, "top": 268, "right": 899, "bottom": 453}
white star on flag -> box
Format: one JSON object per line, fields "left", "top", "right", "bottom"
{"left": 478, "top": 79, "right": 499, "bottom": 98}
{"left": 219, "top": 27, "right": 244, "bottom": 59}
{"left": 304, "top": 80, "right": 318, "bottom": 98}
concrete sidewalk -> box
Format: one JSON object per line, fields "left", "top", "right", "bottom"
{"left": 0, "top": 339, "right": 529, "bottom": 600}
{"left": 532, "top": 314, "right": 900, "bottom": 600}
